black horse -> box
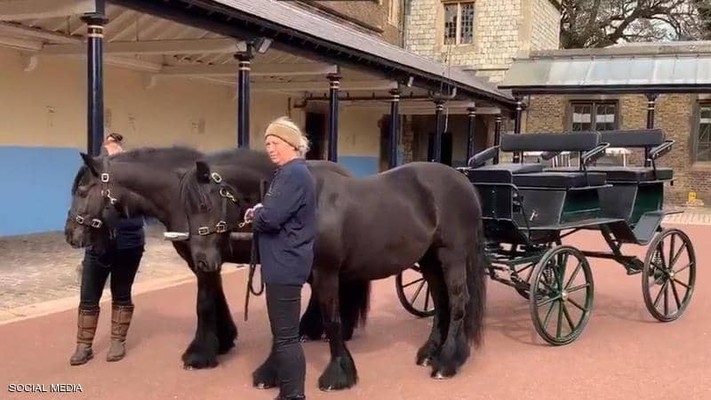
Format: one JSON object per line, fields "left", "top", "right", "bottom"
{"left": 64, "top": 146, "right": 364, "bottom": 371}
{"left": 178, "top": 150, "right": 489, "bottom": 391}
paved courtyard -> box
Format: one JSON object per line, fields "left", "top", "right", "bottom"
{"left": 0, "top": 223, "right": 248, "bottom": 324}
{"left": 1, "top": 208, "right": 709, "bottom": 324}
{"left": 0, "top": 220, "right": 709, "bottom": 399}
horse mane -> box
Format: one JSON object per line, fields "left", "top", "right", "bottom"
{"left": 111, "top": 145, "right": 204, "bottom": 167}
{"left": 178, "top": 147, "right": 274, "bottom": 213}
{"left": 179, "top": 167, "right": 214, "bottom": 213}
{"left": 71, "top": 165, "right": 90, "bottom": 194}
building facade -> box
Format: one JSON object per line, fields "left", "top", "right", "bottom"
{"left": 503, "top": 43, "right": 711, "bottom": 207}
{"left": 0, "top": 0, "right": 513, "bottom": 236}
{"left": 401, "top": 0, "right": 562, "bottom": 166}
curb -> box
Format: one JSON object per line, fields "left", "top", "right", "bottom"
{"left": 0, "top": 267, "right": 245, "bottom": 327}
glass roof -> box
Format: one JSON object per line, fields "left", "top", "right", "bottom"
{"left": 499, "top": 54, "right": 711, "bottom": 91}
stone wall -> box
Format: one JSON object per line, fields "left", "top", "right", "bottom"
{"left": 404, "top": 0, "right": 560, "bottom": 83}
{"left": 529, "top": 0, "right": 560, "bottom": 51}
{"left": 523, "top": 93, "right": 710, "bottom": 206}
{"left": 298, "top": 0, "right": 402, "bottom": 45}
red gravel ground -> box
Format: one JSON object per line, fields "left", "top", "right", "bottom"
{"left": 1, "top": 224, "right": 709, "bottom": 400}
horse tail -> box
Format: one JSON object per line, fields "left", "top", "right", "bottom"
{"left": 339, "top": 279, "right": 372, "bottom": 332}
{"left": 464, "top": 215, "right": 488, "bottom": 348}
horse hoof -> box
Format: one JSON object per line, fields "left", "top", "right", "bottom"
{"left": 255, "top": 383, "right": 274, "bottom": 390}
{"left": 434, "top": 372, "right": 446, "bottom": 380}
{"left": 418, "top": 357, "right": 431, "bottom": 367}
{"left": 183, "top": 365, "right": 194, "bottom": 371}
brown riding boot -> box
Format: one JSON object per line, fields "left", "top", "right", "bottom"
{"left": 106, "top": 304, "right": 134, "bottom": 362}
{"left": 69, "top": 307, "right": 100, "bottom": 366}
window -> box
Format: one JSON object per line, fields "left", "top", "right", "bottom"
{"left": 443, "top": 1, "right": 474, "bottom": 45}
{"left": 696, "top": 104, "right": 711, "bottom": 162}
{"left": 570, "top": 101, "right": 617, "bottom": 131}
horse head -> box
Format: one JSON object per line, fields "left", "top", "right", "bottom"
{"left": 65, "top": 146, "right": 204, "bottom": 252}
{"left": 65, "top": 152, "right": 136, "bottom": 250}
{"left": 178, "top": 152, "right": 270, "bottom": 272}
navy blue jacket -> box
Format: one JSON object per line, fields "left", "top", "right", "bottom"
{"left": 253, "top": 158, "right": 316, "bottom": 286}
{"left": 111, "top": 216, "right": 145, "bottom": 250}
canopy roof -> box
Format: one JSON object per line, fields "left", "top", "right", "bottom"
{"left": 499, "top": 41, "right": 711, "bottom": 95}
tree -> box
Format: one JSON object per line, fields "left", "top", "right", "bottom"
{"left": 560, "top": 0, "right": 707, "bottom": 48}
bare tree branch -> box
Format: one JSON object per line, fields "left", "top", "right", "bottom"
{"left": 560, "top": 0, "right": 705, "bottom": 49}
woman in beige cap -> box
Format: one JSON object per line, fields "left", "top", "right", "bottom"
{"left": 70, "top": 131, "right": 145, "bottom": 366}
{"left": 244, "top": 116, "right": 315, "bottom": 400}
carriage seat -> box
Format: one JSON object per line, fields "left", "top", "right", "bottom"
{"left": 546, "top": 166, "right": 673, "bottom": 183}
{"left": 513, "top": 171, "right": 607, "bottom": 188}
{"left": 463, "top": 162, "right": 544, "bottom": 184}
{"left": 467, "top": 163, "right": 606, "bottom": 188}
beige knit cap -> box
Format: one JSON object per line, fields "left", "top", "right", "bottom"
{"left": 264, "top": 117, "right": 301, "bottom": 150}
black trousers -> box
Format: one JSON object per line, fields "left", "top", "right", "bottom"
{"left": 79, "top": 247, "right": 144, "bottom": 309}
{"left": 266, "top": 283, "right": 306, "bottom": 398}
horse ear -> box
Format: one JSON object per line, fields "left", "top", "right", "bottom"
{"left": 195, "top": 161, "right": 211, "bottom": 183}
{"left": 80, "top": 152, "right": 100, "bottom": 177}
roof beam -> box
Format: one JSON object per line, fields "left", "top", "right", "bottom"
{"left": 0, "top": 21, "right": 81, "bottom": 44}
{"left": 42, "top": 38, "right": 246, "bottom": 56}
{"left": 0, "top": 0, "right": 94, "bottom": 21}
{"left": 160, "top": 63, "right": 339, "bottom": 77}
{"left": 252, "top": 80, "right": 399, "bottom": 93}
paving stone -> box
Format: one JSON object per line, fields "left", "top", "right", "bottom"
{"left": 0, "top": 225, "right": 246, "bottom": 312}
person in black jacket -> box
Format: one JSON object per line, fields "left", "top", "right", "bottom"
{"left": 70, "top": 132, "right": 146, "bottom": 366}
{"left": 244, "top": 116, "right": 316, "bottom": 400}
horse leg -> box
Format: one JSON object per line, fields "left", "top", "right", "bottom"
{"left": 339, "top": 279, "right": 371, "bottom": 342}
{"left": 300, "top": 274, "right": 370, "bottom": 343}
{"left": 299, "top": 282, "right": 325, "bottom": 342}
{"left": 181, "top": 270, "right": 220, "bottom": 369}
{"left": 315, "top": 272, "right": 358, "bottom": 391}
{"left": 212, "top": 272, "right": 238, "bottom": 354}
{"left": 416, "top": 253, "right": 450, "bottom": 367}
{"left": 430, "top": 247, "right": 470, "bottom": 379}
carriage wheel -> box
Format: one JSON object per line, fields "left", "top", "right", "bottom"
{"left": 395, "top": 264, "right": 435, "bottom": 318}
{"left": 529, "top": 245, "right": 594, "bottom": 346}
{"left": 642, "top": 228, "right": 696, "bottom": 322}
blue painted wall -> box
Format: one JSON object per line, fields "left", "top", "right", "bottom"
{"left": 339, "top": 156, "right": 379, "bottom": 177}
{"left": 0, "top": 146, "right": 83, "bottom": 237}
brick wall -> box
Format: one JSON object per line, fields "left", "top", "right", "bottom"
{"left": 523, "top": 93, "right": 708, "bottom": 206}
{"left": 404, "top": 0, "right": 560, "bottom": 83}
{"left": 524, "top": 95, "right": 565, "bottom": 132}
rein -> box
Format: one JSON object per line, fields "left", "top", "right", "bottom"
{"left": 244, "top": 179, "right": 268, "bottom": 322}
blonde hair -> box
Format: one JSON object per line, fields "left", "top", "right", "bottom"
{"left": 267, "top": 116, "right": 310, "bottom": 158}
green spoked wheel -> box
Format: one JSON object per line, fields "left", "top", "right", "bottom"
{"left": 395, "top": 264, "right": 435, "bottom": 318}
{"left": 642, "top": 228, "right": 696, "bottom": 322}
{"left": 529, "top": 245, "right": 594, "bottom": 346}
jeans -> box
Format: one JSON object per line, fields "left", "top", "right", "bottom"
{"left": 79, "top": 247, "right": 144, "bottom": 309}
{"left": 266, "top": 283, "right": 306, "bottom": 398}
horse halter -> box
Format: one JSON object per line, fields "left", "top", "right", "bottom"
{"left": 73, "top": 158, "right": 117, "bottom": 230}
{"left": 194, "top": 172, "right": 247, "bottom": 236}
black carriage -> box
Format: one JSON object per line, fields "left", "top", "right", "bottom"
{"left": 395, "top": 128, "right": 696, "bottom": 345}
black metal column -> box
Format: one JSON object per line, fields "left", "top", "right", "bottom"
{"left": 512, "top": 97, "right": 523, "bottom": 163}
{"left": 432, "top": 99, "right": 444, "bottom": 163}
{"left": 389, "top": 89, "right": 400, "bottom": 169}
{"left": 81, "top": 1, "right": 108, "bottom": 157}
{"left": 493, "top": 114, "right": 502, "bottom": 164}
{"left": 645, "top": 93, "right": 658, "bottom": 165}
{"left": 466, "top": 107, "right": 476, "bottom": 162}
{"left": 235, "top": 47, "right": 253, "bottom": 148}
{"left": 327, "top": 73, "right": 341, "bottom": 162}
